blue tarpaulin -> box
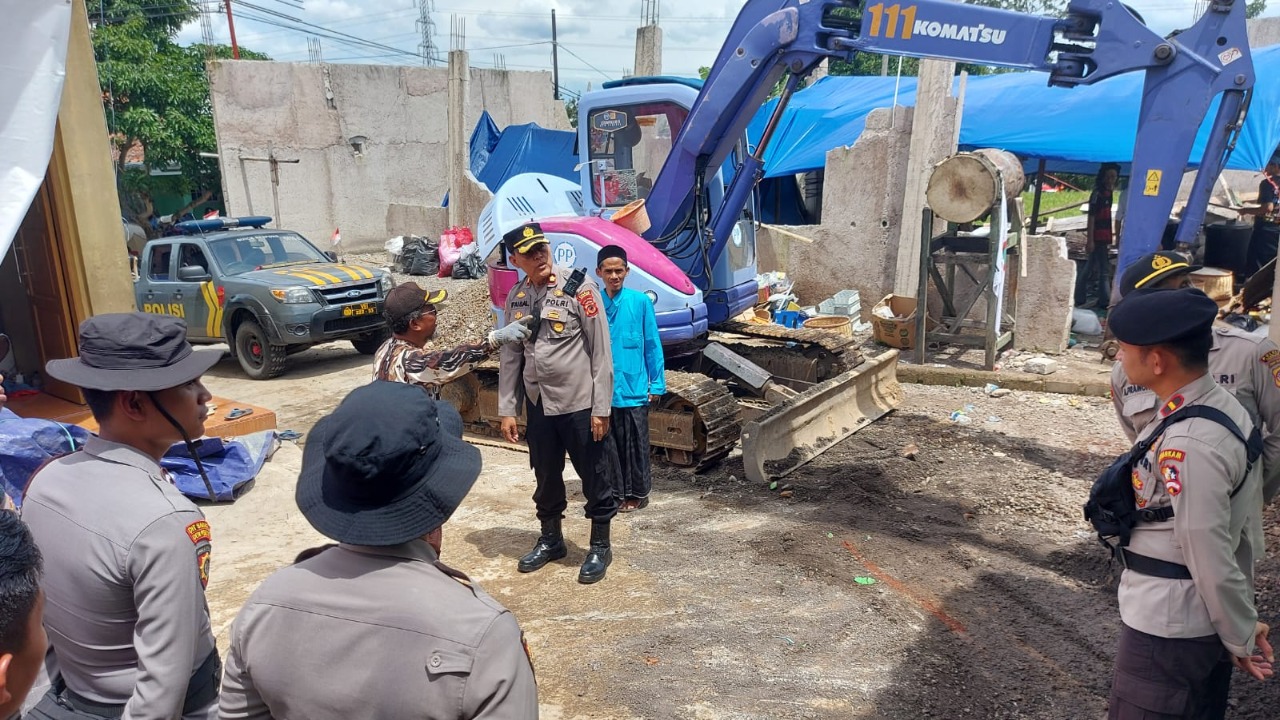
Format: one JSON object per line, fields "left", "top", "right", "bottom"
{"left": 468, "top": 111, "right": 579, "bottom": 192}
{"left": 161, "top": 431, "right": 278, "bottom": 502}
{"left": 0, "top": 407, "right": 92, "bottom": 508}
{"left": 747, "top": 45, "right": 1280, "bottom": 178}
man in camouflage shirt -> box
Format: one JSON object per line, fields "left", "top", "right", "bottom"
{"left": 373, "top": 282, "right": 531, "bottom": 396}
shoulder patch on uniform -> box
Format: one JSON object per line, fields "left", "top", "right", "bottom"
{"left": 197, "top": 547, "right": 211, "bottom": 589}
{"left": 186, "top": 520, "right": 211, "bottom": 544}
{"left": 1261, "top": 349, "right": 1280, "bottom": 365}
{"left": 1158, "top": 449, "right": 1184, "bottom": 463}
{"left": 1161, "top": 394, "right": 1185, "bottom": 416}
{"left": 577, "top": 289, "right": 599, "bottom": 318}
{"left": 1271, "top": 364, "right": 1280, "bottom": 389}
{"left": 1160, "top": 462, "right": 1182, "bottom": 497}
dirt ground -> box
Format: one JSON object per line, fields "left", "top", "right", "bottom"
{"left": 198, "top": 342, "right": 1280, "bottom": 719}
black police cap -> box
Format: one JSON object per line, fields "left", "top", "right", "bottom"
{"left": 1118, "top": 251, "right": 1201, "bottom": 297}
{"left": 502, "top": 223, "right": 548, "bottom": 255}
{"left": 1109, "top": 287, "right": 1218, "bottom": 346}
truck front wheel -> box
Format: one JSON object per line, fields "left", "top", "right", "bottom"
{"left": 235, "top": 318, "right": 287, "bottom": 380}
{"left": 351, "top": 327, "right": 391, "bottom": 355}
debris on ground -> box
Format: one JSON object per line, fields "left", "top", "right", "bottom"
{"left": 1023, "top": 357, "right": 1059, "bottom": 375}
{"left": 348, "top": 252, "right": 498, "bottom": 348}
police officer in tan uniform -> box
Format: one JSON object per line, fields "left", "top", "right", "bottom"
{"left": 497, "top": 222, "right": 619, "bottom": 584}
{"left": 22, "top": 314, "right": 222, "bottom": 720}
{"left": 218, "top": 382, "right": 538, "bottom": 719}
{"left": 1110, "top": 251, "right": 1280, "bottom": 504}
{"left": 1107, "top": 288, "right": 1274, "bottom": 718}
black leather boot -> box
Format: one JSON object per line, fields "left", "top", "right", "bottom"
{"left": 577, "top": 521, "right": 612, "bottom": 584}
{"left": 518, "top": 517, "right": 567, "bottom": 573}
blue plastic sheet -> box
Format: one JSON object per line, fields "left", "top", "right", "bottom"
{"left": 161, "top": 430, "right": 277, "bottom": 502}
{"left": 0, "top": 407, "right": 92, "bottom": 508}
{"left": 747, "top": 45, "right": 1280, "bottom": 178}
{"left": 469, "top": 111, "right": 579, "bottom": 192}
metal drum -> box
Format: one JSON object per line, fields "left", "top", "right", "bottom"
{"left": 926, "top": 149, "right": 1025, "bottom": 223}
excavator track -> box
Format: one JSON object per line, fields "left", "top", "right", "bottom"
{"left": 713, "top": 320, "right": 864, "bottom": 386}
{"left": 652, "top": 370, "right": 741, "bottom": 470}
{"left": 440, "top": 362, "right": 741, "bottom": 471}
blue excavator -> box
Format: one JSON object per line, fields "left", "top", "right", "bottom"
{"left": 445, "top": 0, "right": 1254, "bottom": 480}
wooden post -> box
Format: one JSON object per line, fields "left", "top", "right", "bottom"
{"left": 1029, "top": 158, "right": 1046, "bottom": 233}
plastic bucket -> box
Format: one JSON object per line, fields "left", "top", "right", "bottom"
{"left": 612, "top": 199, "right": 651, "bottom": 235}
{"left": 803, "top": 315, "right": 853, "bottom": 337}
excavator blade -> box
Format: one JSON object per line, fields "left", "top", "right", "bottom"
{"left": 740, "top": 350, "right": 904, "bottom": 485}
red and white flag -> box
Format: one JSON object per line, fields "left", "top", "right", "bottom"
{"left": 203, "top": 209, "right": 220, "bottom": 219}
{"left": 331, "top": 228, "right": 342, "bottom": 246}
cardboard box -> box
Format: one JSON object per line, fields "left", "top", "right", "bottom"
{"left": 872, "top": 294, "right": 921, "bottom": 350}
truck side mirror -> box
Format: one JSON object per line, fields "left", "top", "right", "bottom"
{"left": 324, "top": 251, "right": 338, "bottom": 262}
{"left": 178, "top": 265, "right": 212, "bottom": 282}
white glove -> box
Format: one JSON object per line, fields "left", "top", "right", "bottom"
{"left": 488, "top": 318, "right": 533, "bottom": 346}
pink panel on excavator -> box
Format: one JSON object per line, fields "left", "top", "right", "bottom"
{"left": 538, "top": 216, "right": 698, "bottom": 295}
{"left": 487, "top": 260, "right": 521, "bottom": 311}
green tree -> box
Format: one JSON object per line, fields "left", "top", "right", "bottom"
{"left": 1247, "top": 0, "right": 1268, "bottom": 19}
{"left": 93, "top": 1, "right": 268, "bottom": 232}
{"left": 565, "top": 97, "right": 579, "bottom": 128}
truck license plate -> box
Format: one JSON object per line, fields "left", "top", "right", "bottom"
{"left": 342, "top": 302, "right": 376, "bottom": 317}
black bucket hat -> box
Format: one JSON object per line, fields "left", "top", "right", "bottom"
{"left": 45, "top": 313, "right": 222, "bottom": 391}
{"left": 296, "top": 381, "right": 482, "bottom": 546}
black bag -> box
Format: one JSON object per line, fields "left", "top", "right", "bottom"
{"left": 1084, "top": 405, "right": 1261, "bottom": 548}
{"left": 451, "top": 251, "right": 485, "bottom": 280}
{"left": 398, "top": 235, "right": 439, "bottom": 276}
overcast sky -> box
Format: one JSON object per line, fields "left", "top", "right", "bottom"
{"left": 178, "top": 1, "right": 1280, "bottom": 96}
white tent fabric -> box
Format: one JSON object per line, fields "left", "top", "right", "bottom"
{"left": 1, "top": 0, "right": 72, "bottom": 260}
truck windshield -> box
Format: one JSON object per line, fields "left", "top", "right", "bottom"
{"left": 207, "top": 233, "right": 328, "bottom": 275}
{"left": 587, "top": 101, "right": 688, "bottom": 207}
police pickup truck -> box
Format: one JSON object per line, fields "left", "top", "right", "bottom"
{"left": 134, "top": 216, "right": 393, "bottom": 379}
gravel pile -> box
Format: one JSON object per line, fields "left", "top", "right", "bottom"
{"left": 346, "top": 251, "right": 500, "bottom": 348}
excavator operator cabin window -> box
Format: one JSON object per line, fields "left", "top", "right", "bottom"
{"left": 587, "top": 102, "right": 688, "bottom": 207}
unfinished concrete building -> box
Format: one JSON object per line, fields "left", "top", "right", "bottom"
{"left": 208, "top": 59, "right": 569, "bottom": 253}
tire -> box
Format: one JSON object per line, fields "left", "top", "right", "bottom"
{"left": 351, "top": 327, "right": 390, "bottom": 355}
{"left": 234, "top": 318, "right": 287, "bottom": 380}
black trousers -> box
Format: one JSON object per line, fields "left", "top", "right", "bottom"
{"left": 1108, "top": 624, "right": 1233, "bottom": 720}
{"left": 525, "top": 398, "right": 619, "bottom": 522}
{"left": 1246, "top": 223, "right": 1279, "bottom": 278}
{"left": 606, "top": 405, "right": 652, "bottom": 500}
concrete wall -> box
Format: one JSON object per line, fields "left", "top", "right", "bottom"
{"left": 208, "top": 61, "right": 568, "bottom": 253}
{"left": 635, "top": 25, "right": 662, "bottom": 77}
{"left": 1248, "top": 17, "right": 1280, "bottom": 49}
{"left": 1013, "top": 235, "right": 1074, "bottom": 353}
{"left": 757, "top": 106, "right": 913, "bottom": 311}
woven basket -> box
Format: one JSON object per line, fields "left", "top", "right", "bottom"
{"left": 803, "top": 315, "right": 853, "bottom": 337}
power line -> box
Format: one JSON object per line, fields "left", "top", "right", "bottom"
{"left": 229, "top": 3, "right": 432, "bottom": 62}
{"left": 558, "top": 44, "right": 613, "bottom": 80}
{"left": 232, "top": 0, "right": 431, "bottom": 61}
{"left": 233, "top": 10, "right": 427, "bottom": 62}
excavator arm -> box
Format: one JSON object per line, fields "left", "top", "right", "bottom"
{"left": 642, "top": 0, "right": 1254, "bottom": 279}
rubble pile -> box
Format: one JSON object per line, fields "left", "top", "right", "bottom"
{"left": 346, "top": 252, "right": 498, "bottom": 348}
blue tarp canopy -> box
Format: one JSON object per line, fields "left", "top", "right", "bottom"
{"left": 747, "top": 45, "right": 1280, "bottom": 178}
{"left": 469, "top": 111, "right": 578, "bottom": 192}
